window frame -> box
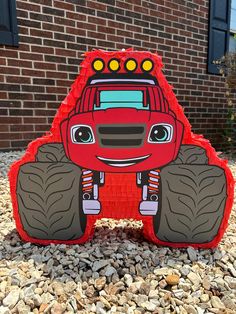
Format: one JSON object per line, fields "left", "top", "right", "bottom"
{"left": 229, "top": 0, "right": 236, "bottom": 52}
{"left": 208, "top": 0, "right": 232, "bottom": 74}
{"left": 0, "top": 0, "right": 19, "bottom": 47}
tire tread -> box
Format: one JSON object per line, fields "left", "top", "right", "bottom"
{"left": 17, "top": 162, "right": 85, "bottom": 240}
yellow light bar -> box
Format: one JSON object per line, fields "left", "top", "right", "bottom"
{"left": 92, "top": 59, "right": 105, "bottom": 72}
{"left": 125, "top": 59, "right": 137, "bottom": 72}
{"left": 141, "top": 59, "right": 154, "bottom": 72}
{"left": 108, "top": 59, "right": 120, "bottom": 72}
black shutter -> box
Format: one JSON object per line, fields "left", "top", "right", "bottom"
{"left": 208, "top": 0, "right": 231, "bottom": 74}
{"left": 0, "top": 0, "right": 18, "bottom": 46}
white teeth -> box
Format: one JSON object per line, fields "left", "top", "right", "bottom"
{"left": 108, "top": 163, "right": 136, "bottom": 167}
{"left": 97, "top": 154, "right": 150, "bottom": 163}
{"left": 97, "top": 154, "right": 150, "bottom": 167}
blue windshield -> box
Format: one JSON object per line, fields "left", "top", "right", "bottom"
{"left": 95, "top": 90, "right": 149, "bottom": 110}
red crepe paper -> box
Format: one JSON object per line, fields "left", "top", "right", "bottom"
{"left": 8, "top": 49, "right": 234, "bottom": 248}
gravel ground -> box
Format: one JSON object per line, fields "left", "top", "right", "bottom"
{"left": 0, "top": 151, "right": 236, "bottom": 314}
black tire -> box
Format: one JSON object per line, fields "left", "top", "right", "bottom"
{"left": 172, "top": 145, "right": 208, "bottom": 165}
{"left": 16, "top": 162, "right": 86, "bottom": 241}
{"left": 36, "top": 143, "right": 69, "bottom": 163}
{"left": 154, "top": 164, "right": 226, "bottom": 244}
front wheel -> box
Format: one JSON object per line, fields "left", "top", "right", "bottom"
{"left": 153, "top": 164, "right": 227, "bottom": 244}
{"left": 16, "top": 162, "right": 86, "bottom": 241}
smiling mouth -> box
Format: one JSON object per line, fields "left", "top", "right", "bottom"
{"left": 96, "top": 154, "right": 150, "bottom": 167}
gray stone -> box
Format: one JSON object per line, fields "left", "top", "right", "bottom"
{"left": 187, "top": 247, "right": 198, "bottom": 261}
{"left": 141, "top": 301, "right": 157, "bottom": 311}
{"left": 0, "top": 306, "right": 11, "bottom": 314}
{"left": 173, "top": 289, "right": 184, "bottom": 299}
{"left": 187, "top": 272, "right": 201, "bottom": 285}
{"left": 183, "top": 304, "right": 197, "bottom": 314}
{"left": 105, "top": 266, "right": 116, "bottom": 277}
{"left": 3, "top": 289, "right": 20, "bottom": 309}
{"left": 124, "top": 274, "right": 133, "bottom": 287}
{"left": 211, "top": 296, "right": 225, "bottom": 309}
{"left": 221, "top": 295, "right": 236, "bottom": 310}
{"left": 180, "top": 266, "right": 191, "bottom": 276}
{"left": 154, "top": 267, "right": 170, "bottom": 276}
{"left": 200, "top": 294, "right": 209, "bottom": 302}
{"left": 92, "top": 260, "right": 110, "bottom": 272}
{"left": 228, "top": 264, "right": 236, "bottom": 277}
{"left": 224, "top": 276, "right": 236, "bottom": 289}
{"left": 95, "top": 277, "right": 106, "bottom": 290}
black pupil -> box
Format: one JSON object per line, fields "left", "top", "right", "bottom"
{"left": 150, "top": 125, "right": 168, "bottom": 142}
{"left": 74, "top": 127, "right": 92, "bottom": 143}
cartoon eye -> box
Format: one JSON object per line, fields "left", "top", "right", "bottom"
{"left": 71, "top": 125, "right": 95, "bottom": 144}
{"left": 148, "top": 124, "right": 173, "bottom": 143}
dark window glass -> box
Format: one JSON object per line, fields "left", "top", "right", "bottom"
{"left": 0, "top": 0, "right": 18, "bottom": 46}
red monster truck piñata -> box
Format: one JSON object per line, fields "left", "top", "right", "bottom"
{"left": 9, "top": 49, "right": 234, "bottom": 248}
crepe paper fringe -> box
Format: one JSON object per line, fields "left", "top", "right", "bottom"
{"left": 8, "top": 49, "right": 235, "bottom": 248}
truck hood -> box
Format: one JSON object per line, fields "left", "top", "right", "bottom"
{"left": 90, "top": 108, "right": 151, "bottom": 124}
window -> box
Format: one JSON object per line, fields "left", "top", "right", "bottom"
{"left": 208, "top": 0, "right": 231, "bottom": 74}
{"left": 229, "top": 0, "right": 236, "bottom": 51}
{"left": 0, "top": 0, "right": 18, "bottom": 46}
{"left": 95, "top": 90, "right": 149, "bottom": 110}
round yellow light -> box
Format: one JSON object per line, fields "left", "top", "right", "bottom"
{"left": 125, "top": 59, "right": 137, "bottom": 72}
{"left": 142, "top": 59, "right": 153, "bottom": 72}
{"left": 92, "top": 59, "right": 104, "bottom": 72}
{"left": 109, "top": 59, "right": 120, "bottom": 72}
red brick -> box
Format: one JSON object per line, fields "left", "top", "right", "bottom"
{"left": 23, "top": 117, "right": 47, "bottom": 124}
{"left": 88, "top": 31, "right": 106, "bottom": 40}
{"left": 17, "top": 1, "right": 41, "bottom": 12}
{"left": 46, "top": 87, "right": 68, "bottom": 94}
{"left": 87, "top": 1, "right": 107, "bottom": 11}
{"left": 10, "top": 125, "right": 34, "bottom": 132}
{"left": 35, "top": 124, "right": 51, "bottom": 131}
{"left": 22, "top": 132, "right": 44, "bottom": 139}
{"left": 0, "top": 125, "right": 9, "bottom": 132}
{"left": 54, "top": 0, "right": 75, "bottom": 11}
{"left": 77, "top": 22, "right": 96, "bottom": 31}
{"left": 30, "top": 29, "right": 53, "bottom": 38}
{"left": 0, "top": 141, "right": 10, "bottom": 148}
{"left": 22, "top": 69, "right": 45, "bottom": 77}
{"left": 55, "top": 48, "right": 76, "bottom": 57}
{"left": 66, "top": 12, "right": 86, "bottom": 21}
{"left": 34, "top": 62, "right": 56, "bottom": 70}
{"left": 31, "top": 46, "right": 54, "bottom": 54}
{"left": 0, "top": 117, "right": 22, "bottom": 124}
{"left": 20, "top": 52, "right": 44, "bottom": 61}
{"left": 0, "top": 133, "right": 22, "bottom": 140}
{"left": 0, "top": 68, "right": 20, "bottom": 75}
{"left": 11, "top": 140, "right": 31, "bottom": 148}
{"left": 116, "top": 1, "right": 133, "bottom": 10}
{"left": 35, "top": 109, "right": 57, "bottom": 116}
{"left": 18, "top": 26, "right": 29, "bottom": 35}
{"left": 6, "top": 76, "right": 31, "bottom": 84}
{"left": 42, "top": 23, "right": 64, "bottom": 33}
{"left": 46, "top": 71, "right": 68, "bottom": 79}
{"left": 8, "top": 59, "right": 32, "bottom": 68}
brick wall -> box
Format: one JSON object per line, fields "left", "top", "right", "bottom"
{"left": 0, "top": 0, "right": 231, "bottom": 151}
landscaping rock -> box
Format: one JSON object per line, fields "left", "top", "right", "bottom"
{"left": 0, "top": 151, "right": 236, "bottom": 314}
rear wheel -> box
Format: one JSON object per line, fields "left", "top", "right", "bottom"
{"left": 17, "top": 162, "right": 86, "bottom": 241}
{"left": 172, "top": 144, "right": 208, "bottom": 165}
{"left": 36, "top": 143, "right": 69, "bottom": 163}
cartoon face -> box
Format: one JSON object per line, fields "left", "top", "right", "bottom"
{"left": 61, "top": 106, "right": 183, "bottom": 173}
{"left": 60, "top": 82, "right": 183, "bottom": 172}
